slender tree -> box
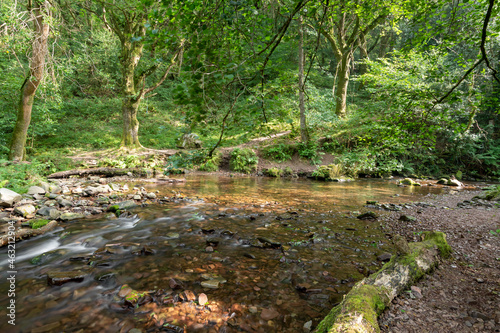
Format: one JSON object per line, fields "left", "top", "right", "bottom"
{"left": 9, "top": 0, "right": 50, "bottom": 161}
{"left": 298, "top": 15, "right": 309, "bottom": 142}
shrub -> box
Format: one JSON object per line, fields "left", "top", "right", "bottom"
{"left": 298, "top": 141, "right": 324, "bottom": 165}
{"left": 198, "top": 151, "right": 222, "bottom": 172}
{"left": 264, "top": 167, "right": 283, "bottom": 177}
{"left": 230, "top": 148, "right": 258, "bottom": 174}
{"left": 312, "top": 164, "right": 343, "bottom": 180}
{"left": 261, "top": 143, "right": 295, "bottom": 163}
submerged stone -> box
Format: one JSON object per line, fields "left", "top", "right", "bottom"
{"left": 201, "top": 280, "right": 220, "bottom": 289}
{"left": 47, "top": 271, "right": 86, "bottom": 286}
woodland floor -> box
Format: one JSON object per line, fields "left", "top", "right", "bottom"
{"left": 378, "top": 190, "right": 500, "bottom": 333}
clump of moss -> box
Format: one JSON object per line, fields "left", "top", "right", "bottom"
{"left": 30, "top": 219, "right": 49, "bottom": 229}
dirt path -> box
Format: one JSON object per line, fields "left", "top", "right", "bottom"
{"left": 378, "top": 190, "right": 500, "bottom": 332}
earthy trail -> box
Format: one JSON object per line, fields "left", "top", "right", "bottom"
{"left": 378, "top": 190, "right": 499, "bottom": 333}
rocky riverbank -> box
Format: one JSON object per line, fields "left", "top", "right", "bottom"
{"left": 0, "top": 175, "right": 187, "bottom": 245}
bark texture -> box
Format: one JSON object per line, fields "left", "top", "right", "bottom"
{"left": 315, "top": 231, "right": 452, "bottom": 333}
{"left": 9, "top": 1, "right": 50, "bottom": 161}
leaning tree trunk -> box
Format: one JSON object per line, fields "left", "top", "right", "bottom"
{"left": 9, "top": 1, "right": 50, "bottom": 161}
{"left": 334, "top": 53, "right": 351, "bottom": 118}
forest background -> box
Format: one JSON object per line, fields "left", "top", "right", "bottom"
{"left": 0, "top": 0, "right": 499, "bottom": 192}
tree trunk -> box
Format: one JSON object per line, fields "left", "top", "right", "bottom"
{"left": 334, "top": 53, "right": 351, "bottom": 118}
{"left": 9, "top": 1, "right": 50, "bottom": 161}
{"left": 121, "top": 97, "right": 142, "bottom": 147}
{"left": 120, "top": 37, "right": 144, "bottom": 148}
{"left": 298, "top": 15, "right": 309, "bottom": 142}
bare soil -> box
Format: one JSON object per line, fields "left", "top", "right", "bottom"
{"left": 378, "top": 190, "right": 500, "bottom": 333}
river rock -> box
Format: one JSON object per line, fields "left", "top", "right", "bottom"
{"left": 47, "top": 270, "right": 86, "bottom": 286}
{"left": 57, "top": 197, "right": 74, "bottom": 208}
{"left": 14, "top": 204, "right": 36, "bottom": 217}
{"left": 27, "top": 186, "right": 46, "bottom": 195}
{"left": 399, "top": 215, "right": 416, "bottom": 222}
{"left": 59, "top": 212, "right": 85, "bottom": 221}
{"left": 49, "top": 184, "right": 62, "bottom": 194}
{"left": 40, "top": 181, "right": 50, "bottom": 192}
{"left": 37, "top": 207, "right": 62, "bottom": 219}
{"left": 146, "top": 192, "right": 156, "bottom": 199}
{"left": 108, "top": 200, "right": 137, "bottom": 212}
{"left": 399, "top": 178, "right": 421, "bottom": 186}
{"left": 201, "top": 280, "right": 220, "bottom": 289}
{"left": 198, "top": 293, "right": 208, "bottom": 305}
{"left": 448, "top": 179, "right": 463, "bottom": 187}
{"left": 169, "top": 278, "right": 184, "bottom": 290}
{"left": 357, "top": 211, "right": 378, "bottom": 220}
{"left": 109, "top": 183, "right": 121, "bottom": 191}
{"left": 0, "top": 188, "right": 22, "bottom": 207}
{"left": 96, "top": 184, "right": 112, "bottom": 193}
{"left": 176, "top": 133, "right": 202, "bottom": 149}
{"left": 181, "top": 290, "right": 196, "bottom": 302}
{"left": 261, "top": 308, "right": 280, "bottom": 320}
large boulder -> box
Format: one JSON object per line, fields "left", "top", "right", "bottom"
{"left": 176, "top": 133, "right": 202, "bottom": 149}
{"left": 0, "top": 188, "right": 22, "bottom": 207}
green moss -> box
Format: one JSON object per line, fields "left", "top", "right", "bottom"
{"left": 316, "top": 231, "right": 452, "bottom": 333}
{"left": 421, "top": 231, "right": 452, "bottom": 258}
{"left": 108, "top": 205, "right": 120, "bottom": 212}
{"left": 30, "top": 219, "right": 49, "bottom": 229}
{"left": 315, "top": 304, "right": 342, "bottom": 333}
{"left": 400, "top": 178, "right": 421, "bottom": 186}
{"left": 316, "top": 285, "right": 388, "bottom": 333}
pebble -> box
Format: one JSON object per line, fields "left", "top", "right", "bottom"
{"left": 198, "top": 293, "right": 208, "bottom": 305}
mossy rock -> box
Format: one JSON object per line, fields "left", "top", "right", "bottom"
{"left": 399, "top": 178, "right": 421, "bottom": 186}
{"left": 30, "top": 219, "right": 50, "bottom": 229}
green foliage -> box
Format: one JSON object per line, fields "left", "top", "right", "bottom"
{"left": 0, "top": 159, "right": 50, "bottom": 193}
{"left": 264, "top": 167, "right": 283, "bottom": 177}
{"left": 98, "top": 155, "right": 162, "bottom": 169}
{"left": 312, "top": 164, "right": 343, "bottom": 180}
{"left": 230, "top": 148, "right": 258, "bottom": 174}
{"left": 164, "top": 150, "right": 207, "bottom": 175}
{"left": 198, "top": 151, "right": 222, "bottom": 172}
{"left": 261, "top": 143, "right": 295, "bottom": 163}
{"left": 297, "top": 141, "right": 324, "bottom": 165}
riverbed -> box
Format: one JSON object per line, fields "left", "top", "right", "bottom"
{"left": 0, "top": 176, "right": 445, "bottom": 333}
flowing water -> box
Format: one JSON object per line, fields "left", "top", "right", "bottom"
{"left": 0, "top": 176, "right": 444, "bottom": 333}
